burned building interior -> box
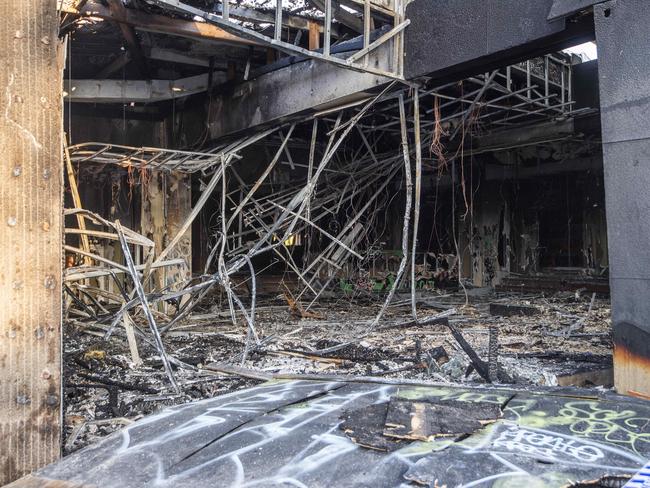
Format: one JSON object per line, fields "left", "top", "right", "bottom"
{"left": 2, "top": 0, "right": 650, "bottom": 487}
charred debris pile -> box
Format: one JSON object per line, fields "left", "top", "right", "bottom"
{"left": 62, "top": 63, "right": 610, "bottom": 453}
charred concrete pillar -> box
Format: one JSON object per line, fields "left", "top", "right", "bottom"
{"left": 595, "top": 0, "right": 650, "bottom": 397}
{"left": 0, "top": 0, "right": 63, "bottom": 483}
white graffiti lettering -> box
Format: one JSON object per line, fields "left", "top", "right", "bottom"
{"left": 492, "top": 426, "right": 605, "bottom": 463}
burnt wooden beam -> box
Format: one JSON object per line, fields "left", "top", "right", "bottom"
{"left": 145, "top": 47, "right": 214, "bottom": 68}
{"left": 106, "top": 0, "right": 149, "bottom": 78}
{"left": 61, "top": 2, "right": 261, "bottom": 47}
{"left": 339, "top": 0, "right": 396, "bottom": 18}
{"left": 96, "top": 51, "right": 131, "bottom": 78}
{"left": 309, "top": 0, "right": 364, "bottom": 33}
{"left": 489, "top": 303, "right": 540, "bottom": 317}
{"left": 445, "top": 322, "right": 492, "bottom": 382}
{"left": 65, "top": 71, "right": 227, "bottom": 103}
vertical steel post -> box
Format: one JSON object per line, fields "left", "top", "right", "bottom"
{"left": 363, "top": 0, "right": 371, "bottom": 66}
{"left": 544, "top": 55, "right": 550, "bottom": 106}
{"left": 560, "top": 64, "right": 566, "bottom": 106}
{"left": 323, "top": 0, "right": 332, "bottom": 56}
{"left": 567, "top": 60, "right": 573, "bottom": 113}
{"left": 274, "top": 0, "right": 282, "bottom": 41}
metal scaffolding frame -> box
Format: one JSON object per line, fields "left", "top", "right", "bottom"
{"left": 63, "top": 50, "right": 601, "bottom": 388}
{"left": 356, "top": 54, "right": 581, "bottom": 138}
{"left": 66, "top": 53, "right": 589, "bottom": 296}
{"left": 67, "top": 143, "right": 226, "bottom": 173}
{"left": 67, "top": 128, "right": 277, "bottom": 173}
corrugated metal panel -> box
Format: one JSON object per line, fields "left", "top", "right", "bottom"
{"left": 0, "top": 0, "right": 63, "bottom": 483}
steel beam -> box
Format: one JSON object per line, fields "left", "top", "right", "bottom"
{"left": 65, "top": 72, "right": 227, "bottom": 103}
{"left": 404, "top": 0, "right": 593, "bottom": 81}
{"left": 548, "top": 0, "right": 608, "bottom": 20}
{"left": 208, "top": 44, "right": 392, "bottom": 139}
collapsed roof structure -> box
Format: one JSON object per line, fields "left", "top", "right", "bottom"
{"left": 2, "top": 0, "right": 650, "bottom": 486}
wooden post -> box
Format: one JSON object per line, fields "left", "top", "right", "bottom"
{"left": 308, "top": 20, "right": 320, "bottom": 50}
{"left": 141, "top": 171, "right": 166, "bottom": 296}
{"left": 0, "top": 0, "right": 64, "bottom": 484}
{"left": 164, "top": 172, "right": 192, "bottom": 299}
{"left": 63, "top": 136, "right": 91, "bottom": 264}
{"left": 141, "top": 172, "right": 192, "bottom": 305}
{"left": 227, "top": 61, "right": 236, "bottom": 81}
{"left": 265, "top": 47, "right": 277, "bottom": 64}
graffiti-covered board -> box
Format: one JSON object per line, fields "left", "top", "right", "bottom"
{"left": 11, "top": 380, "right": 650, "bottom": 487}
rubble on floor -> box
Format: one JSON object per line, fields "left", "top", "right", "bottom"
{"left": 59, "top": 76, "right": 617, "bottom": 462}
{"left": 63, "top": 286, "right": 613, "bottom": 453}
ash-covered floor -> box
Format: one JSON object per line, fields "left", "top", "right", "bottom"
{"left": 63, "top": 288, "right": 613, "bottom": 454}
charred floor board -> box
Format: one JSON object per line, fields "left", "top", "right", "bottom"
{"left": 383, "top": 398, "right": 501, "bottom": 441}
{"left": 339, "top": 402, "right": 405, "bottom": 452}
{"left": 489, "top": 303, "right": 541, "bottom": 317}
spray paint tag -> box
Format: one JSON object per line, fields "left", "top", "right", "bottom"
{"left": 625, "top": 462, "right": 650, "bottom": 487}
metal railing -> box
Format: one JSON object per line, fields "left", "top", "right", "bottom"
{"left": 150, "top": 0, "right": 408, "bottom": 80}
{"left": 67, "top": 143, "right": 227, "bottom": 173}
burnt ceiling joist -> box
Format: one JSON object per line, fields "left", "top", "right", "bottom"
{"left": 61, "top": 0, "right": 597, "bottom": 130}
{"left": 106, "top": 0, "right": 150, "bottom": 78}
{"left": 61, "top": 1, "right": 262, "bottom": 47}
{"left": 147, "top": 0, "right": 407, "bottom": 79}
{"left": 209, "top": 1, "right": 342, "bottom": 36}
{"left": 308, "top": 0, "right": 364, "bottom": 33}
{"left": 64, "top": 71, "right": 227, "bottom": 103}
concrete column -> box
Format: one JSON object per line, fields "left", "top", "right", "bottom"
{"left": 595, "top": 0, "right": 650, "bottom": 397}
{"left": 0, "top": 0, "right": 64, "bottom": 483}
